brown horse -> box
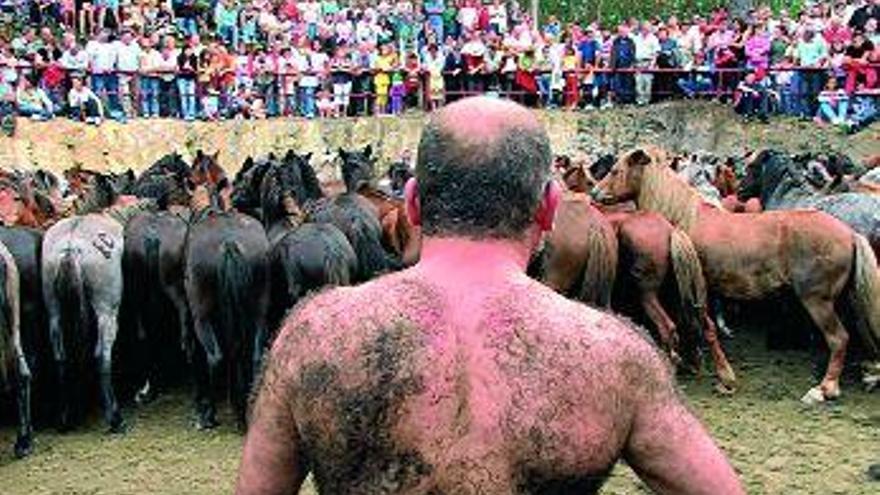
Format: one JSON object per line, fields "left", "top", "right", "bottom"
{"left": 593, "top": 146, "right": 880, "bottom": 403}
{"left": 557, "top": 157, "right": 735, "bottom": 387}
{"left": 530, "top": 195, "right": 619, "bottom": 308}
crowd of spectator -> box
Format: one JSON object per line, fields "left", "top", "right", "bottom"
{"left": 0, "top": 0, "right": 877, "bottom": 131}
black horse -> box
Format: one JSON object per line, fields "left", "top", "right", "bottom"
{"left": 231, "top": 154, "right": 276, "bottom": 220}
{"left": 739, "top": 150, "right": 880, "bottom": 259}
{"left": 258, "top": 153, "right": 357, "bottom": 333}
{"left": 184, "top": 182, "right": 270, "bottom": 430}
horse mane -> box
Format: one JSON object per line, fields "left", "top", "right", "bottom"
{"left": 638, "top": 152, "right": 701, "bottom": 233}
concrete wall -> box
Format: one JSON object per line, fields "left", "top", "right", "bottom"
{"left": 1, "top": 102, "right": 876, "bottom": 179}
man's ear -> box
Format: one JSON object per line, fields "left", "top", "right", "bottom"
{"left": 404, "top": 177, "right": 421, "bottom": 228}
{"left": 535, "top": 180, "right": 561, "bottom": 232}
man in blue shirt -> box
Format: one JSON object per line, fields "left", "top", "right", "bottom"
{"left": 609, "top": 24, "right": 636, "bottom": 104}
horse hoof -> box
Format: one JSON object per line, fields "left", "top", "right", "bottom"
{"left": 800, "top": 386, "right": 826, "bottom": 405}
{"left": 108, "top": 415, "right": 127, "bottom": 434}
{"left": 714, "top": 382, "right": 736, "bottom": 396}
{"left": 868, "top": 464, "right": 880, "bottom": 481}
{"left": 13, "top": 435, "right": 33, "bottom": 459}
{"left": 197, "top": 416, "right": 219, "bottom": 431}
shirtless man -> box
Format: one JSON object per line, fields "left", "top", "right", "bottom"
{"left": 236, "top": 97, "right": 744, "bottom": 494}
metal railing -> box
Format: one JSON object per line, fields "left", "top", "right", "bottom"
{"left": 2, "top": 63, "right": 878, "bottom": 122}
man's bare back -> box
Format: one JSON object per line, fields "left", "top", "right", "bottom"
{"left": 239, "top": 246, "right": 741, "bottom": 494}
{"left": 236, "top": 97, "right": 742, "bottom": 494}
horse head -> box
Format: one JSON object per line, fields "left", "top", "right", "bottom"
{"left": 192, "top": 150, "right": 225, "bottom": 188}
{"left": 73, "top": 172, "right": 119, "bottom": 214}
{"left": 0, "top": 178, "right": 24, "bottom": 226}
{"left": 339, "top": 144, "right": 376, "bottom": 194}
{"left": 387, "top": 160, "right": 413, "bottom": 198}
{"left": 232, "top": 155, "right": 274, "bottom": 218}
{"left": 589, "top": 154, "right": 616, "bottom": 182}
{"left": 259, "top": 152, "right": 313, "bottom": 227}
{"left": 592, "top": 147, "right": 662, "bottom": 205}
{"left": 190, "top": 177, "right": 233, "bottom": 216}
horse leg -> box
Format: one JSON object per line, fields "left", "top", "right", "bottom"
{"left": 800, "top": 297, "right": 849, "bottom": 404}
{"left": 45, "top": 292, "right": 71, "bottom": 431}
{"left": 233, "top": 351, "right": 248, "bottom": 433}
{"left": 702, "top": 312, "right": 738, "bottom": 393}
{"left": 193, "top": 317, "right": 222, "bottom": 430}
{"left": 95, "top": 309, "right": 125, "bottom": 433}
{"left": 13, "top": 342, "right": 33, "bottom": 458}
{"left": 641, "top": 291, "right": 680, "bottom": 365}
{"left": 166, "top": 287, "right": 193, "bottom": 362}
{"left": 711, "top": 296, "right": 734, "bottom": 338}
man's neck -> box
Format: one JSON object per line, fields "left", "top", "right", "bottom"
{"left": 415, "top": 236, "right": 532, "bottom": 286}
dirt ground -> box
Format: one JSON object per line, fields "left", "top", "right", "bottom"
{"left": 1, "top": 330, "right": 878, "bottom": 495}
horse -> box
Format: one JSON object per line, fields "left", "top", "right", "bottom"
{"left": 122, "top": 171, "right": 193, "bottom": 405}
{"left": 339, "top": 145, "right": 421, "bottom": 266}
{"left": 593, "top": 146, "right": 880, "bottom": 403}
{"left": 546, "top": 158, "right": 735, "bottom": 388}
{"left": 258, "top": 153, "right": 357, "bottom": 333}
{"left": 231, "top": 154, "right": 275, "bottom": 220}
{"left": 184, "top": 181, "right": 270, "bottom": 430}
{"left": 739, "top": 150, "right": 880, "bottom": 260}
{"left": 528, "top": 195, "right": 619, "bottom": 309}
{"left": 295, "top": 146, "right": 398, "bottom": 281}
{"left": 41, "top": 172, "right": 141, "bottom": 432}
{"left": 0, "top": 238, "right": 31, "bottom": 458}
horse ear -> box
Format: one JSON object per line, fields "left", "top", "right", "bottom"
{"left": 212, "top": 150, "right": 220, "bottom": 161}
{"left": 268, "top": 152, "right": 277, "bottom": 161}
{"left": 363, "top": 144, "right": 373, "bottom": 158}
{"left": 242, "top": 157, "right": 254, "bottom": 172}
{"left": 284, "top": 149, "right": 296, "bottom": 162}
{"left": 303, "top": 152, "right": 312, "bottom": 164}
{"left": 196, "top": 149, "right": 204, "bottom": 159}
{"left": 629, "top": 149, "right": 653, "bottom": 168}
{"left": 125, "top": 169, "right": 136, "bottom": 182}
{"left": 338, "top": 148, "right": 348, "bottom": 161}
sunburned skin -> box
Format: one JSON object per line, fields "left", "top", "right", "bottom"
{"left": 237, "top": 239, "right": 745, "bottom": 495}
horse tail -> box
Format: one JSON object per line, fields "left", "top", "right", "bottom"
{"left": 55, "top": 251, "right": 89, "bottom": 364}
{"left": 578, "top": 225, "right": 617, "bottom": 308}
{"left": 323, "top": 234, "right": 354, "bottom": 288}
{"left": 218, "top": 241, "right": 252, "bottom": 358}
{"left": 849, "top": 233, "right": 880, "bottom": 357}
{"left": 133, "top": 236, "right": 162, "bottom": 341}
{"left": 351, "top": 216, "right": 399, "bottom": 281}
{"left": 0, "top": 256, "right": 9, "bottom": 383}
{"left": 669, "top": 228, "right": 707, "bottom": 357}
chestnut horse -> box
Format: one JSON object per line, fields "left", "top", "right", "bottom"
{"left": 555, "top": 157, "right": 735, "bottom": 388}
{"left": 593, "top": 146, "right": 880, "bottom": 403}
{"left": 339, "top": 145, "right": 421, "bottom": 267}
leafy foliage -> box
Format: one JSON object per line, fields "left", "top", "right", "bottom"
{"left": 538, "top": 0, "right": 807, "bottom": 27}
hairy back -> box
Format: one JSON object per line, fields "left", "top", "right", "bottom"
{"left": 264, "top": 271, "right": 669, "bottom": 494}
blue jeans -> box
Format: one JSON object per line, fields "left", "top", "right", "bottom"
{"left": 217, "top": 24, "right": 238, "bottom": 48}
{"left": 177, "top": 78, "right": 197, "bottom": 120}
{"left": 140, "top": 77, "right": 160, "bottom": 116}
{"left": 818, "top": 100, "right": 849, "bottom": 124}
{"left": 299, "top": 86, "right": 315, "bottom": 117}
{"left": 799, "top": 70, "right": 826, "bottom": 117}
{"left": 177, "top": 17, "right": 197, "bottom": 37}
{"left": 677, "top": 77, "right": 712, "bottom": 97}
{"left": 18, "top": 102, "right": 53, "bottom": 119}
{"left": 91, "top": 73, "right": 120, "bottom": 116}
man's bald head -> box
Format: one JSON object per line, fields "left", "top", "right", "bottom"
{"left": 415, "top": 97, "right": 553, "bottom": 239}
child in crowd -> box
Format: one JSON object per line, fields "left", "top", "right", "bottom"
{"left": 316, "top": 83, "right": 336, "bottom": 118}
{"left": 815, "top": 77, "right": 852, "bottom": 128}
{"left": 389, "top": 70, "right": 406, "bottom": 114}
{"left": 374, "top": 43, "right": 395, "bottom": 114}
{"left": 68, "top": 74, "right": 104, "bottom": 125}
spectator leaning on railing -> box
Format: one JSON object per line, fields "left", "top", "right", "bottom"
{"left": 0, "top": 0, "right": 877, "bottom": 131}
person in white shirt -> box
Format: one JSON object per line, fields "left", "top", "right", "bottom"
{"left": 68, "top": 74, "right": 104, "bottom": 125}
{"left": 60, "top": 33, "right": 89, "bottom": 72}
{"left": 458, "top": 0, "right": 479, "bottom": 33}
{"left": 139, "top": 35, "right": 163, "bottom": 117}
{"left": 488, "top": 0, "right": 508, "bottom": 34}
{"left": 632, "top": 22, "right": 660, "bottom": 105}
{"left": 85, "top": 30, "right": 122, "bottom": 119}
{"left": 115, "top": 30, "right": 142, "bottom": 117}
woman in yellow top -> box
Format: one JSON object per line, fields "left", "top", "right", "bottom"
{"left": 374, "top": 44, "right": 396, "bottom": 115}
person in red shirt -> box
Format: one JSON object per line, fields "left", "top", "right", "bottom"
{"left": 844, "top": 30, "right": 877, "bottom": 94}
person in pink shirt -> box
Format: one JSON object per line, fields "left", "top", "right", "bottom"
{"left": 745, "top": 25, "right": 771, "bottom": 69}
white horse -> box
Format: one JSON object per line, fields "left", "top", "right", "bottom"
{"left": 41, "top": 174, "right": 145, "bottom": 432}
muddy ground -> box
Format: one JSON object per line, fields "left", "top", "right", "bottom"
{"left": 1, "top": 329, "right": 878, "bottom": 494}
